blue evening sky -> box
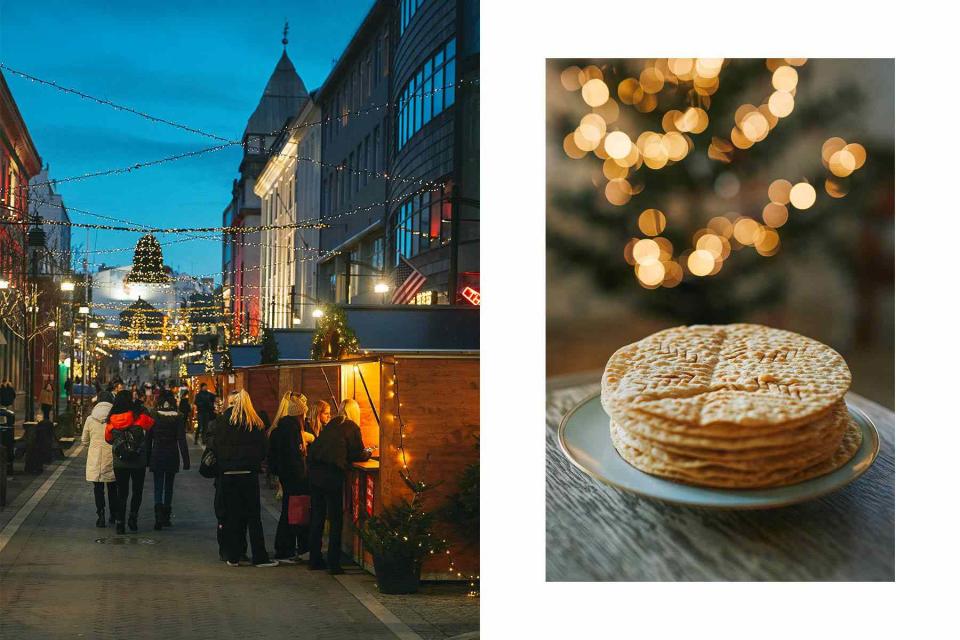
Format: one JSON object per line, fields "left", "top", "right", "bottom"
{"left": 0, "top": 0, "right": 372, "bottom": 279}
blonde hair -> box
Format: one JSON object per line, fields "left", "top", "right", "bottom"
{"left": 341, "top": 398, "right": 361, "bottom": 426}
{"left": 307, "top": 400, "right": 332, "bottom": 435}
{"left": 269, "top": 391, "right": 307, "bottom": 435}
{"left": 230, "top": 389, "right": 264, "bottom": 430}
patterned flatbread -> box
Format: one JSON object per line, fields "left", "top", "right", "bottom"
{"left": 602, "top": 324, "right": 851, "bottom": 428}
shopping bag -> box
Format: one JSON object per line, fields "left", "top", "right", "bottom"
{"left": 288, "top": 494, "right": 310, "bottom": 526}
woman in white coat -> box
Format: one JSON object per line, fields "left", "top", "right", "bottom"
{"left": 81, "top": 391, "right": 118, "bottom": 527}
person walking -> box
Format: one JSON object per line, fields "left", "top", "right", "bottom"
{"left": 39, "top": 380, "right": 55, "bottom": 422}
{"left": 194, "top": 383, "right": 216, "bottom": 445}
{"left": 105, "top": 390, "right": 154, "bottom": 534}
{"left": 307, "top": 398, "right": 371, "bottom": 573}
{"left": 148, "top": 390, "right": 190, "bottom": 530}
{"left": 268, "top": 392, "right": 310, "bottom": 563}
{"left": 81, "top": 392, "right": 118, "bottom": 527}
{"left": 209, "top": 389, "right": 277, "bottom": 567}
{"left": 178, "top": 389, "right": 192, "bottom": 424}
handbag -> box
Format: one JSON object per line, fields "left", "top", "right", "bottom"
{"left": 199, "top": 447, "right": 219, "bottom": 478}
{"left": 288, "top": 494, "right": 310, "bottom": 526}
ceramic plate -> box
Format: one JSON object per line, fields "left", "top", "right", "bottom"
{"left": 557, "top": 392, "right": 880, "bottom": 510}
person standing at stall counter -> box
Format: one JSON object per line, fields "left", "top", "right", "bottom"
{"left": 306, "top": 398, "right": 372, "bottom": 574}
{"left": 268, "top": 392, "right": 310, "bottom": 563}
{"left": 194, "top": 383, "right": 216, "bottom": 445}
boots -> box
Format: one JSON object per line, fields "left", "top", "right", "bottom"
{"left": 161, "top": 505, "right": 172, "bottom": 527}
{"left": 96, "top": 509, "right": 106, "bottom": 528}
{"left": 116, "top": 512, "right": 126, "bottom": 534}
{"left": 128, "top": 511, "right": 138, "bottom": 532}
{"left": 154, "top": 505, "right": 163, "bottom": 530}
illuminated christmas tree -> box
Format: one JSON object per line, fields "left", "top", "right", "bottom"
{"left": 310, "top": 304, "right": 359, "bottom": 359}
{"left": 125, "top": 233, "right": 170, "bottom": 285}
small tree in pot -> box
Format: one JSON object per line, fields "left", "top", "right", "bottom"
{"left": 359, "top": 480, "right": 447, "bottom": 594}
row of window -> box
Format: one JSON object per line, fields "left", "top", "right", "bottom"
{"left": 400, "top": 0, "right": 426, "bottom": 34}
{"left": 322, "top": 122, "right": 385, "bottom": 214}
{"left": 397, "top": 38, "right": 457, "bottom": 149}
{"left": 391, "top": 180, "right": 453, "bottom": 265}
{"left": 327, "top": 29, "right": 390, "bottom": 144}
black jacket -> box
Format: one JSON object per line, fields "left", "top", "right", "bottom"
{"left": 148, "top": 410, "right": 190, "bottom": 473}
{"left": 0, "top": 385, "right": 15, "bottom": 407}
{"left": 195, "top": 390, "right": 216, "bottom": 415}
{"left": 307, "top": 417, "right": 370, "bottom": 478}
{"left": 178, "top": 397, "right": 191, "bottom": 419}
{"left": 268, "top": 416, "right": 306, "bottom": 482}
{"left": 210, "top": 416, "right": 268, "bottom": 474}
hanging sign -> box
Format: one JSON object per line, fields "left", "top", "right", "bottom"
{"left": 461, "top": 286, "right": 480, "bottom": 306}
{"left": 365, "top": 474, "right": 375, "bottom": 516}
{"left": 352, "top": 475, "right": 360, "bottom": 523}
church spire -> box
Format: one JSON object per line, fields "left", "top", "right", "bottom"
{"left": 282, "top": 20, "right": 289, "bottom": 51}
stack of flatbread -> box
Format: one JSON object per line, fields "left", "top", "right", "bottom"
{"left": 601, "top": 324, "right": 862, "bottom": 488}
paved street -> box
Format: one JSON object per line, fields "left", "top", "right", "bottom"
{"left": 0, "top": 442, "right": 478, "bottom": 639}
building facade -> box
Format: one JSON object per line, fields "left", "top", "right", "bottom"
{"left": 223, "top": 49, "right": 308, "bottom": 340}
{"left": 254, "top": 96, "right": 324, "bottom": 328}
{"left": 0, "top": 70, "right": 42, "bottom": 390}
{"left": 313, "top": 0, "right": 394, "bottom": 306}
{"left": 388, "top": 0, "right": 480, "bottom": 305}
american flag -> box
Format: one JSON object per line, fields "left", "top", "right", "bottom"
{"left": 391, "top": 257, "right": 426, "bottom": 304}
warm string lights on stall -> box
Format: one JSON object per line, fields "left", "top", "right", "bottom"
{"left": 389, "top": 361, "right": 479, "bottom": 595}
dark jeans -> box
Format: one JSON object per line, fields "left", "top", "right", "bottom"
{"left": 275, "top": 475, "right": 309, "bottom": 558}
{"left": 196, "top": 411, "right": 213, "bottom": 443}
{"left": 219, "top": 472, "right": 269, "bottom": 564}
{"left": 41, "top": 404, "right": 52, "bottom": 421}
{"left": 114, "top": 467, "right": 146, "bottom": 517}
{"left": 309, "top": 465, "right": 345, "bottom": 569}
{"left": 93, "top": 481, "right": 118, "bottom": 515}
{"left": 153, "top": 471, "right": 175, "bottom": 506}
{"left": 214, "top": 477, "right": 247, "bottom": 559}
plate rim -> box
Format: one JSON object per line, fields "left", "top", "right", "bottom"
{"left": 556, "top": 391, "right": 881, "bottom": 510}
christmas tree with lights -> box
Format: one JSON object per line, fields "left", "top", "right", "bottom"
{"left": 125, "top": 233, "right": 170, "bottom": 285}
{"left": 310, "top": 304, "right": 359, "bottom": 360}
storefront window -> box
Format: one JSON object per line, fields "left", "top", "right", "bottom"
{"left": 391, "top": 178, "right": 454, "bottom": 265}
{"left": 397, "top": 38, "right": 457, "bottom": 149}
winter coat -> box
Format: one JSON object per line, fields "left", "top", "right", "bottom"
{"left": 0, "top": 384, "right": 15, "bottom": 407}
{"left": 40, "top": 387, "right": 54, "bottom": 406}
{"left": 195, "top": 390, "right": 216, "bottom": 416}
{"left": 148, "top": 410, "right": 190, "bottom": 473}
{"left": 268, "top": 417, "right": 307, "bottom": 483}
{"left": 105, "top": 411, "right": 155, "bottom": 470}
{"left": 307, "top": 416, "right": 370, "bottom": 477}
{"left": 81, "top": 401, "right": 115, "bottom": 482}
{"left": 178, "top": 397, "right": 192, "bottom": 420}
{"left": 210, "top": 415, "right": 268, "bottom": 474}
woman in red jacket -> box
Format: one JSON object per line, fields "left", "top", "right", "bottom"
{"left": 105, "top": 390, "right": 154, "bottom": 534}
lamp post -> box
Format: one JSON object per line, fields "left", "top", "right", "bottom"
{"left": 374, "top": 282, "right": 390, "bottom": 305}
{"left": 25, "top": 218, "right": 47, "bottom": 422}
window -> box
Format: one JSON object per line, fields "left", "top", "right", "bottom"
{"left": 397, "top": 38, "right": 457, "bottom": 149}
{"left": 400, "top": 0, "right": 425, "bottom": 34}
{"left": 391, "top": 178, "right": 454, "bottom": 265}
{"left": 371, "top": 237, "right": 384, "bottom": 273}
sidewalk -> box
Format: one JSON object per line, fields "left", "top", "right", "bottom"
{"left": 0, "top": 441, "right": 479, "bottom": 639}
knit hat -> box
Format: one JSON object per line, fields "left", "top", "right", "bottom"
{"left": 286, "top": 393, "right": 307, "bottom": 417}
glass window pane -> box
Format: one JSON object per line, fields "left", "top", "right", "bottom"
{"left": 445, "top": 59, "right": 456, "bottom": 106}
{"left": 446, "top": 38, "right": 456, "bottom": 60}
{"left": 423, "top": 73, "right": 433, "bottom": 123}
{"left": 433, "top": 71, "right": 443, "bottom": 114}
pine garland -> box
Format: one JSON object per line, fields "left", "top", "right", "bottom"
{"left": 310, "top": 304, "right": 360, "bottom": 359}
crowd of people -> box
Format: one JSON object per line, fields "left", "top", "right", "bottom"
{"left": 78, "top": 380, "right": 374, "bottom": 574}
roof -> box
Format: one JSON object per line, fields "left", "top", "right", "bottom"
{"left": 314, "top": 0, "right": 390, "bottom": 100}
{"left": 244, "top": 51, "right": 309, "bottom": 137}
{"left": 245, "top": 307, "right": 480, "bottom": 363}
{"left": 0, "top": 70, "right": 42, "bottom": 176}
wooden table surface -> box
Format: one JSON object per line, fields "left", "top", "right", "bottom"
{"left": 545, "top": 374, "right": 895, "bottom": 581}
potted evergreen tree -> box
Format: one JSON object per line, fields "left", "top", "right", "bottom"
{"left": 359, "top": 484, "right": 447, "bottom": 594}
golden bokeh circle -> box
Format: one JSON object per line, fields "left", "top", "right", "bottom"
{"left": 824, "top": 177, "right": 849, "bottom": 198}
{"left": 768, "top": 90, "right": 795, "bottom": 117}
{"left": 581, "top": 78, "right": 610, "bottom": 107}
{"left": 772, "top": 65, "right": 798, "bottom": 91}
{"left": 635, "top": 257, "right": 666, "bottom": 286}
{"left": 846, "top": 143, "right": 867, "bottom": 169}
{"left": 638, "top": 208, "right": 667, "bottom": 236}
{"left": 639, "top": 67, "right": 665, "bottom": 93}
{"left": 602, "top": 157, "right": 628, "bottom": 180}
{"left": 632, "top": 238, "right": 661, "bottom": 261}
{"left": 687, "top": 250, "right": 716, "bottom": 276}
{"left": 604, "top": 131, "right": 633, "bottom": 159}
{"left": 767, "top": 179, "right": 793, "bottom": 205}
{"left": 789, "top": 182, "right": 817, "bottom": 210}
{"left": 617, "top": 78, "right": 639, "bottom": 104}
{"left": 579, "top": 113, "right": 606, "bottom": 142}
{"left": 563, "top": 133, "right": 587, "bottom": 159}
{"left": 762, "top": 202, "right": 789, "bottom": 228}
{"left": 560, "top": 66, "right": 582, "bottom": 91}
{"left": 733, "top": 217, "right": 760, "bottom": 245}
{"left": 605, "top": 179, "right": 632, "bottom": 206}
{"left": 707, "top": 216, "right": 734, "bottom": 238}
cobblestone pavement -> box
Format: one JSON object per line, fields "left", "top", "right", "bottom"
{"left": 0, "top": 443, "right": 479, "bottom": 639}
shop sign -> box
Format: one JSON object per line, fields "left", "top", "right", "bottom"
{"left": 352, "top": 475, "right": 360, "bottom": 523}
{"left": 365, "top": 475, "right": 375, "bottom": 516}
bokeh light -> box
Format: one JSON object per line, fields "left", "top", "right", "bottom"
{"left": 762, "top": 202, "right": 789, "bottom": 228}
{"left": 638, "top": 209, "right": 666, "bottom": 236}
{"left": 772, "top": 65, "right": 798, "bottom": 91}
{"left": 687, "top": 250, "right": 716, "bottom": 276}
{"left": 768, "top": 179, "right": 792, "bottom": 205}
{"left": 789, "top": 182, "right": 817, "bottom": 209}
{"left": 582, "top": 78, "right": 610, "bottom": 107}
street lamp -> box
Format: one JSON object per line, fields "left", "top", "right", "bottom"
{"left": 60, "top": 281, "right": 75, "bottom": 292}
{"left": 292, "top": 316, "right": 301, "bottom": 325}
{"left": 312, "top": 308, "right": 324, "bottom": 319}
{"left": 374, "top": 282, "right": 390, "bottom": 304}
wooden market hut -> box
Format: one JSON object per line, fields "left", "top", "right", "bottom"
{"left": 229, "top": 306, "right": 479, "bottom": 580}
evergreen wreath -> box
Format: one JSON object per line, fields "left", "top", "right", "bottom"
{"left": 310, "top": 304, "right": 360, "bottom": 359}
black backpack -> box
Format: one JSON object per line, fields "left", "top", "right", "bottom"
{"left": 112, "top": 426, "right": 147, "bottom": 462}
